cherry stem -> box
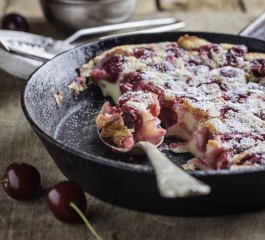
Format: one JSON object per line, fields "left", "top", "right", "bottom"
{"left": 0, "top": 178, "right": 8, "bottom": 184}
{"left": 69, "top": 202, "right": 104, "bottom": 240}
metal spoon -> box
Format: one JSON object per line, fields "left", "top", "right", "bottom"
{"left": 98, "top": 130, "right": 211, "bottom": 198}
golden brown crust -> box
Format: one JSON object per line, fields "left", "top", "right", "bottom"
{"left": 67, "top": 80, "right": 87, "bottom": 95}
{"left": 53, "top": 90, "right": 63, "bottom": 105}
{"left": 182, "top": 99, "right": 205, "bottom": 119}
{"left": 246, "top": 52, "right": 265, "bottom": 61}
{"left": 82, "top": 59, "right": 94, "bottom": 69}
{"left": 96, "top": 113, "right": 131, "bottom": 148}
{"left": 200, "top": 121, "right": 218, "bottom": 135}
{"left": 96, "top": 113, "right": 124, "bottom": 130}
{"left": 100, "top": 126, "right": 131, "bottom": 148}
{"left": 220, "top": 43, "right": 235, "bottom": 50}
{"left": 177, "top": 34, "right": 209, "bottom": 50}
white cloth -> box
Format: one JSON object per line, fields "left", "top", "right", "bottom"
{"left": 0, "top": 47, "right": 43, "bottom": 79}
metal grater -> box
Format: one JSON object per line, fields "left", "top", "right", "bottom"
{"left": 239, "top": 11, "right": 265, "bottom": 40}
{"left": 0, "top": 18, "right": 184, "bottom": 62}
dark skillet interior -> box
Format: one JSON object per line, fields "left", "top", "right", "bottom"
{"left": 54, "top": 85, "right": 193, "bottom": 167}
{"left": 22, "top": 32, "right": 265, "bottom": 216}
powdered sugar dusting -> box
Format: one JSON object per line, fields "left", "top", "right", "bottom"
{"left": 118, "top": 91, "right": 156, "bottom": 113}
{"left": 80, "top": 36, "right": 265, "bottom": 170}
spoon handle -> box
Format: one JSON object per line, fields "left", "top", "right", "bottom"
{"left": 63, "top": 18, "right": 177, "bottom": 44}
{"left": 136, "top": 142, "right": 211, "bottom": 198}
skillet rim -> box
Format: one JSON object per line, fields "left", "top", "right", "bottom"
{"left": 21, "top": 31, "right": 265, "bottom": 177}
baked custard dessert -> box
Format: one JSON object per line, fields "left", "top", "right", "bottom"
{"left": 68, "top": 35, "right": 265, "bottom": 171}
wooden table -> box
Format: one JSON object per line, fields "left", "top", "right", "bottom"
{"left": 1, "top": 0, "right": 265, "bottom": 239}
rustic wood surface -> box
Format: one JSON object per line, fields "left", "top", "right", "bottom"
{"left": 1, "top": 0, "right": 265, "bottom": 239}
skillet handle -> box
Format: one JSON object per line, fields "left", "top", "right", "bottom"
{"left": 239, "top": 11, "right": 265, "bottom": 40}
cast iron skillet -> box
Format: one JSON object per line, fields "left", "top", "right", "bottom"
{"left": 21, "top": 32, "right": 265, "bottom": 216}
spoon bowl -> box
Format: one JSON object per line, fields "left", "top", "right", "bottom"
{"left": 100, "top": 133, "right": 164, "bottom": 155}
{"left": 97, "top": 128, "right": 211, "bottom": 198}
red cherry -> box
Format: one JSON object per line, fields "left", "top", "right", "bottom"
{"left": 1, "top": 162, "right": 41, "bottom": 200}
{"left": 47, "top": 181, "right": 86, "bottom": 223}
{"left": 47, "top": 181, "right": 104, "bottom": 240}
{"left": 2, "top": 13, "right": 29, "bottom": 32}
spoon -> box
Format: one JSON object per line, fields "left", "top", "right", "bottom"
{"left": 98, "top": 131, "right": 211, "bottom": 198}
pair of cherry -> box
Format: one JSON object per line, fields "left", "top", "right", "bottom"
{"left": 1, "top": 12, "right": 105, "bottom": 240}
{"left": 1, "top": 13, "right": 111, "bottom": 240}
{"left": 1, "top": 162, "right": 103, "bottom": 240}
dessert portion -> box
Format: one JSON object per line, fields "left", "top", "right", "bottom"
{"left": 95, "top": 90, "right": 165, "bottom": 149}
{"left": 68, "top": 34, "right": 265, "bottom": 171}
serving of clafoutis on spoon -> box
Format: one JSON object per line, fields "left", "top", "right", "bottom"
{"left": 97, "top": 129, "right": 211, "bottom": 198}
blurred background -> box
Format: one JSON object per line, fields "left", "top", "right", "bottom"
{"left": 0, "top": 0, "right": 265, "bottom": 40}
{"left": 1, "top": 0, "right": 264, "bottom": 16}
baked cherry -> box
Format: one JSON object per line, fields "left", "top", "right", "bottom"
{"left": 199, "top": 44, "right": 220, "bottom": 59}
{"left": 224, "top": 45, "right": 247, "bottom": 66}
{"left": 91, "top": 56, "right": 125, "bottom": 84}
{"left": 2, "top": 13, "right": 29, "bottom": 32}
{"left": 47, "top": 181, "right": 103, "bottom": 240}
{"left": 251, "top": 59, "right": 265, "bottom": 77}
{"left": 1, "top": 162, "right": 41, "bottom": 200}
{"left": 239, "top": 153, "right": 265, "bottom": 165}
{"left": 149, "top": 61, "right": 176, "bottom": 73}
{"left": 134, "top": 47, "right": 155, "bottom": 59}
{"left": 142, "top": 82, "right": 165, "bottom": 100}
{"left": 121, "top": 109, "right": 135, "bottom": 129}
{"left": 165, "top": 44, "right": 184, "bottom": 58}
{"left": 120, "top": 71, "right": 143, "bottom": 93}
{"left": 159, "top": 100, "right": 178, "bottom": 127}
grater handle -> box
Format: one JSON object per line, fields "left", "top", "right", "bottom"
{"left": 63, "top": 18, "right": 177, "bottom": 44}
{"left": 239, "top": 11, "right": 265, "bottom": 40}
